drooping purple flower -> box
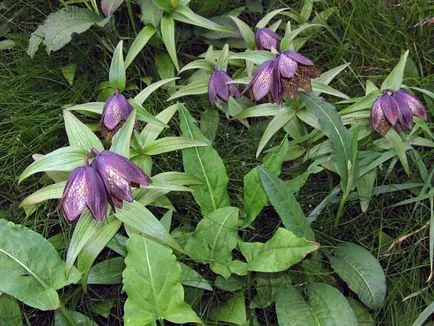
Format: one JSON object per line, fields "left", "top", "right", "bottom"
{"left": 255, "top": 28, "right": 282, "bottom": 51}
{"left": 208, "top": 70, "right": 240, "bottom": 105}
{"left": 91, "top": 149, "right": 151, "bottom": 208}
{"left": 245, "top": 50, "right": 319, "bottom": 103}
{"left": 60, "top": 157, "right": 108, "bottom": 222}
{"left": 100, "top": 90, "right": 137, "bottom": 140}
{"left": 244, "top": 59, "right": 279, "bottom": 102}
{"left": 370, "top": 88, "right": 428, "bottom": 135}
{"left": 101, "top": 0, "right": 124, "bottom": 16}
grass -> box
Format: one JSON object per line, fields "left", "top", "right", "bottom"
{"left": 1, "top": 0, "right": 433, "bottom": 324}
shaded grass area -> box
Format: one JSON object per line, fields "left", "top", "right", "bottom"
{"left": 1, "top": 0, "right": 433, "bottom": 324}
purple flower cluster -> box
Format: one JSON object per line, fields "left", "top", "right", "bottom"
{"left": 245, "top": 51, "right": 320, "bottom": 103}
{"left": 370, "top": 89, "right": 428, "bottom": 135}
{"left": 60, "top": 150, "right": 150, "bottom": 222}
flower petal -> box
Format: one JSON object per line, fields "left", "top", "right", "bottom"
{"left": 60, "top": 167, "right": 88, "bottom": 222}
{"left": 395, "top": 89, "right": 428, "bottom": 121}
{"left": 102, "top": 94, "right": 126, "bottom": 131}
{"left": 380, "top": 94, "right": 400, "bottom": 125}
{"left": 283, "top": 50, "right": 314, "bottom": 66}
{"left": 248, "top": 60, "right": 275, "bottom": 101}
{"left": 256, "top": 28, "right": 281, "bottom": 51}
{"left": 85, "top": 167, "right": 108, "bottom": 221}
{"left": 276, "top": 53, "right": 297, "bottom": 79}
{"left": 208, "top": 72, "right": 218, "bottom": 105}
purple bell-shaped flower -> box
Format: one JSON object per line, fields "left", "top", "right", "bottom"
{"left": 208, "top": 69, "right": 240, "bottom": 105}
{"left": 255, "top": 28, "right": 282, "bottom": 51}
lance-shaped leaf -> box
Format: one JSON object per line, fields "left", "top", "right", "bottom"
{"left": 275, "top": 283, "right": 358, "bottom": 325}
{"left": 65, "top": 102, "right": 105, "bottom": 114}
{"left": 167, "top": 79, "right": 209, "bottom": 101}
{"left": 115, "top": 200, "right": 182, "bottom": 252}
{"left": 20, "top": 181, "right": 65, "bottom": 207}
{"left": 243, "top": 138, "right": 288, "bottom": 227}
{"left": 300, "top": 93, "right": 355, "bottom": 189}
{"left": 256, "top": 8, "right": 287, "bottom": 29}
{"left": 110, "top": 109, "right": 136, "bottom": 157}
{"left": 230, "top": 16, "right": 255, "bottom": 48}
{"left": 123, "top": 234, "right": 201, "bottom": 325}
{"left": 109, "top": 41, "right": 126, "bottom": 91}
{"left": 179, "top": 105, "right": 230, "bottom": 216}
{"left": 54, "top": 310, "right": 97, "bottom": 326}
{"left": 18, "top": 147, "right": 87, "bottom": 184}
{"left": 348, "top": 298, "right": 375, "bottom": 326}
{"left": 328, "top": 242, "right": 386, "bottom": 310}
{"left": 140, "top": 103, "right": 179, "bottom": 144}
{"left": 142, "top": 136, "right": 208, "bottom": 155}
{"left": 258, "top": 167, "right": 314, "bottom": 239}
{"left": 0, "top": 220, "right": 81, "bottom": 310}
{"left": 185, "top": 207, "right": 239, "bottom": 279}
{"left": 173, "top": 5, "right": 231, "bottom": 32}
{"left": 134, "top": 77, "right": 179, "bottom": 105}
{"left": 239, "top": 228, "right": 318, "bottom": 272}
{"left": 161, "top": 15, "right": 179, "bottom": 71}
{"left": 63, "top": 111, "right": 103, "bottom": 151}
{"left": 229, "top": 50, "right": 275, "bottom": 66}
{"left": 125, "top": 25, "right": 156, "bottom": 68}
{"left": 381, "top": 50, "right": 409, "bottom": 91}
{"left": 0, "top": 293, "right": 22, "bottom": 326}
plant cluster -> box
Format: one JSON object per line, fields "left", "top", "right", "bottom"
{"left": 1, "top": 0, "right": 433, "bottom": 325}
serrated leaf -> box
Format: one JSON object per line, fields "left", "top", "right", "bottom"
{"left": 179, "top": 105, "right": 230, "bottom": 215}
{"left": 123, "top": 235, "right": 201, "bottom": 325}
{"left": 115, "top": 200, "right": 182, "bottom": 252}
{"left": 210, "top": 294, "right": 246, "bottom": 325}
{"left": 125, "top": 25, "right": 156, "bottom": 68}
{"left": 328, "top": 242, "right": 386, "bottom": 310}
{"left": 258, "top": 166, "right": 314, "bottom": 239}
{"left": 0, "top": 220, "right": 81, "bottom": 311}
{"left": 18, "top": 147, "right": 87, "bottom": 184}
{"left": 143, "top": 136, "right": 208, "bottom": 155}
{"left": 243, "top": 138, "right": 288, "bottom": 227}
{"left": 63, "top": 111, "right": 103, "bottom": 151}
{"left": 276, "top": 283, "right": 358, "bottom": 325}
{"left": 381, "top": 50, "right": 409, "bottom": 91}
{"left": 185, "top": 207, "right": 239, "bottom": 278}
{"left": 239, "top": 228, "right": 319, "bottom": 272}
{"left": 27, "top": 7, "right": 109, "bottom": 57}
{"left": 0, "top": 293, "right": 22, "bottom": 326}
{"left": 110, "top": 41, "right": 126, "bottom": 91}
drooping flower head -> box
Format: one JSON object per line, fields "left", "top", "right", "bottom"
{"left": 100, "top": 90, "right": 136, "bottom": 139}
{"left": 101, "top": 0, "right": 124, "bottom": 16}
{"left": 91, "top": 149, "right": 151, "bottom": 208}
{"left": 245, "top": 50, "right": 319, "bottom": 103}
{"left": 255, "top": 28, "right": 282, "bottom": 51}
{"left": 60, "top": 157, "right": 108, "bottom": 222}
{"left": 370, "top": 88, "right": 428, "bottom": 135}
{"left": 208, "top": 69, "right": 240, "bottom": 105}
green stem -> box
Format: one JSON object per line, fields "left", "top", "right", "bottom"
{"left": 334, "top": 188, "right": 350, "bottom": 227}
{"left": 159, "top": 318, "right": 165, "bottom": 326}
{"left": 126, "top": 0, "right": 138, "bottom": 35}
{"left": 59, "top": 302, "right": 77, "bottom": 326}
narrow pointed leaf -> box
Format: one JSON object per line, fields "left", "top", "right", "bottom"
{"left": 173, "top": 5, "right": 230, "bottom": 32}
{"left": 134, "top": 77, "right": 179, "bottom": 105}
{"left": 125, "top": 25, "right": 156, "bottom": 68}
{"left": 381, "top": 50, "right": 409, "bottom": 91}
{"left": 129, "top": 99, "right": 167, "bottom": 127}
{"left": 167, "top": 79, "right": 209, "bottom": 101}
{"left": 143, "top": 136, "right": 208, "bottom": 155}
{"left": 161, "top": 15, "right": 179, "bottom": 71}
{"left": 109, "top": 41, "right": 126, "bottom": 91}
{"left": 140, "top": 103, "right": 179, "bottom": 144}
{"left": 63, "top": 111, "right": 103, "bottom": 151}
{"left": 20, "top": 181, "right": 66, "bottom": 207}
{"left": 256, "top": 8, "right": 287, "bottom": 29}
{"left": 65, "top": 102, "right": 105, "bottom": 114}
{"left": 230, "top": 16, "right": 255, "bottom": 48}
{"left": 110, "top": 109, "right": 136, "bottom": 157}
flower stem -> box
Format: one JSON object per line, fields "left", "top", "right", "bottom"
{"left": 59, "top": 302, "right": 76, "bottom": 326}
{"left": 334, "top": 188, "right": 350, "bottom": 227}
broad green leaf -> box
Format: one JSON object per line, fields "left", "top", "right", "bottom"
{"left": 18, "top": 147, "right": 87, "bottom": 184}
{"left": 65, "top": 102, "right": 105, "bottom": 114}
{"left": 140, "top": 103, "right": 179, "bottom": 144}
{"left": 77, "top": 217, "right": 122, "bottom": 288}
{"left": 210, "top": 294, "right": 246, "bottom": 325}
{"left": 230, "top": 16, "right": 255, "bottom": 48}
{"left": 160, "top": 209, "right": 173, "bottom": 232}
{"left": 110, "top": 109, "right": 136, "bottom": 157}
{"left": 20, "top": 181, "right": 65, "bottom": 207}
{"left": 0, "top": 293, "right": 21, "bottom": 326}
{"left": 238, "top": 228, "right": 319, "bottom": 272}
{"left": 155, "top": 53, "right": 175, "bottom": 81}
{"left": 200, "top": 108, "right": 219, "bottom": 142}
{"left": 63, "top": 111, "right": 103, "bottom": 151}
{"left": 123, "top": 235, "right": 201, "bottom": 325}
{"left": 152, "top": 0, "right": 173, "bottom": 11}
{"left": 258, "top": 166, "right": 314, "bottom": 239}
{"left": 110, "top": 41, "right": 126, "bottom": 91}
{"left": 136, "top": 0, "right": 163, "bottom": 26}
{"left": 301, "top": 0, "right": 313, "bottom": 20}
{"left": 257, "top": 108, "right": 294, "bottom": 157}
{"left": 179, "top": 105, "right": 230, "bottom": 215}
{"left": 229, "top": 50, "right": 275, "bottom": 65}
{"left": 328, "top": 242, "right": 386, "bottom": 310}
{"left": 167, "top": 79, "right": 208, "bottom": 101}
{"left": 185, "top": 207, "right": 239, "bottom": 278}
{"left": 256, "top": 8, "right": 287, "bottom": 29}
{"left": 276, "top": 283, "right": 358, "bottom": 325}
{"left": 66, "top": 212, "right": 105, "bottom": 275}
{"left": 161, "top": 15, "right": 179, "bottom": 71}
{"left": 180, "top": 263, "right": 213, "bottom": 291}
{"left": 134, "top": 77, "right": 179, "bottom": 105}
{"left": 143, "top": 136, "right": 208, "bottom": 155}
{"left": 243, "top": 138, "right": 288, "bottom": 226}
{"left": 125, "top": 25, "right": 156, "bottom": 68}
{"left": 381, "top": 50, "right": 409, "bottom": 91}
{"left": 27, "top": 7, "right": 109, "bottom": 57}
{"left": 54, "top": 310, "right": 97, "bottom": 326}
{"left": 87, "top": 257, "right": 124, "bottom": 285}
{"left": 355, "top": 169, "right": 377, "bottom": 212}
{"left": 300, "top": 93, "right": 354, "bottom": 189}
{"left": 173, "top": 5, "right": 230, "bottom": 32}
{"left": 0, "top": 220, "right": 81, "bottom": 311}
{"left": 347, "top": 298, "right": 375, "bottom": 325}
{"left": 251, "top": 272, "right": 292, "bottom": 308}
{"left": 115, "top": 200, "right": 182, "bottom": 252}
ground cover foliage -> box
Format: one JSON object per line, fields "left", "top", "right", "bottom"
{"left": 0, "top": 0, "right": 433, "bottom": 325}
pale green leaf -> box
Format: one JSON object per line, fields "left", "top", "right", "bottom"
{"left": 180, "top": 263, "right": 213, "bottom": 291}
{"left": 381, "top": 50, "right": 409, "bottom": 91}
{"left": 167, "top": 79, "right": 208, "bottom": 101}
{"left": 229, "top": 50, "right": 275, "bottom": 65}
{"left": 63, "top": 111, "right": 103, "bottom": 151}
{"left": 0, "top": 293, "right": 22, "bottom": 326}
{"left": 109, "top": 41, "right": 126, "bottom": 91}
{"left": 123, "top": 235, "right": 201, "bottom": 325}
{"left": 316, "top": 62, "right": 350, "bottom": 85}
{"left": 65, "top": 102, "right": 105, "bottom": 114}
{"left": 347, "top": 298, "right": 375, "bottom": 326}
{"left": 125, "top": 25, "right": 156, "bottom": 68}
{"left": 200, "top": 108, "right": 219, "bottom": 142}
{"left": 129, "top": 99, "right": 168, "bottom": 127}
{"left": 143, "top": 136, "right": 208, "bottom": 155}
{"left": 256, "top": 8, "right": 287, "bottom": 29}
{"left": 230, "top": 16, "right": 255, "bottom": 48}
{"left": 161, "top": 15, "right": 179, "bottom": 71}
{"left": 20, "top": 181, "right": 65, "bottom": 207}
{"left": 134, "top": 78, "right": 179, "bottom": 105}
{"left": 110, "top": 109, "right": 136, "bottom": 157}
{"left": 140, "top": 103, "right": 179, "bottom": 145}
{"left": 87, "top": 257, "right": 124, "bottom": 285}
{"left": 210, "top": 294, "right": 246, "bottom": 325}
{"left": 54, "top": 310, "right": 97, "bottom": 326}
{"left": 173, "top": 5, "right": 230, "bottom": 32}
